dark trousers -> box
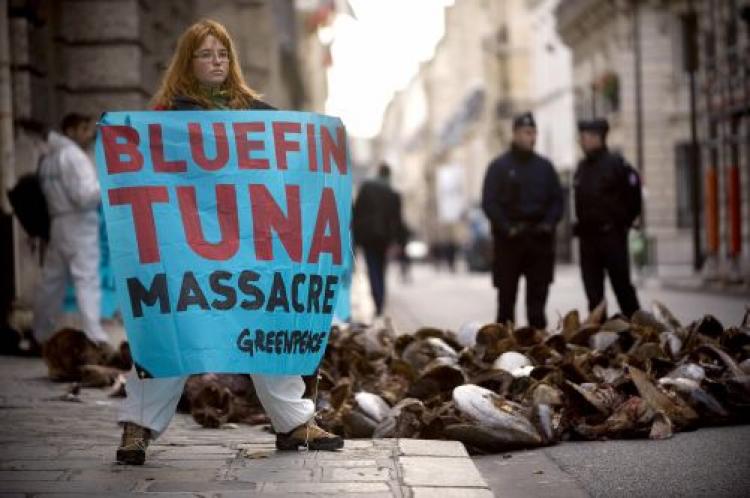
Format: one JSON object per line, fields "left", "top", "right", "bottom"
{"left": 579, "top": 229, "right": 640, "bottom": 318}
{"left": 363, "top": 245, "right": 388, "bottom": 316}
{"left": 492, "top": 232, "right": 554, "bottom": 329}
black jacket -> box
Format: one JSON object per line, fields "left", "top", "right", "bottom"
{"left": 481, "top": 146, "right": 563, "bottom": 237}
{"left": 352, "top": 180, "right": 403, "bottom": 249}
{"left": 573, "top": 147, "right": 637, "bottom": 234}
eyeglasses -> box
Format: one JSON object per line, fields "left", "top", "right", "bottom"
{"left": 193, "top": 50, "right": 230, "bottom": 62}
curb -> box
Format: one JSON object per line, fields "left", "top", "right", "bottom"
{"left": 396, "top": 439, "right": 492, "bottom": 497}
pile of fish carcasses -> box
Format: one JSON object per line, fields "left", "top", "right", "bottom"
{"left": 178, "top": 374, "right": 269, "bottom": 428}
{"left": 314, "top": 303, "right": 750, "bottom": 454}
{"left": 42, "top": 328, "right": 131, "bottom": 392}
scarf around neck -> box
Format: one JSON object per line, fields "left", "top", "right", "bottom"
{"left": 198, "top": 85, "right": 230, "bottom": 109}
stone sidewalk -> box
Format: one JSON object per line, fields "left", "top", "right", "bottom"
{"left": 0, "top": 355, "right": 491, "bottom": 497}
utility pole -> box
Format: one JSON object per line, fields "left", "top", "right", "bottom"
{"left": 630, "top": 0, "right": 649, "bottom": 276}
{"left": 683, "top": 6, "right": 702, "bottom": 271}
{"left": 632, "top": 2, "right": 644, "bottom": 175}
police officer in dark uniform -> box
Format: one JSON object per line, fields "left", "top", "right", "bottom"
{"left": 481, "top": 112, "right": 563, "bottom": 329}
{"left": 574, "top": 118, "right": 641, "bottom": 318}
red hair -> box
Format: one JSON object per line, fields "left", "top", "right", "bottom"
{"left": 151, "top": 19, "right": 259, "bottom": 109}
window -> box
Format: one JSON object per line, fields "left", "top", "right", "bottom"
{"left": 599, "top": 72, "right": 620, "bottom": 113}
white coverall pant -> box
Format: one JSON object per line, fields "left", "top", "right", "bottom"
{"left": 118, "top": 371, "right": 315, "bottom": 438}
{"left": 33, "top": 211, "right": 108, "bottom": 344}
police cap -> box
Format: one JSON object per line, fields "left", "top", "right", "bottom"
{"left": 577, "top": 118, "right": 609, "bottom": 136}
{"left": 512, "top": 112, "right": 536, "bottom": 130}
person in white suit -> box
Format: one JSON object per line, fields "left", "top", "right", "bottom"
{"left": 33, "top": 113, "right": 109, "bottom": 347}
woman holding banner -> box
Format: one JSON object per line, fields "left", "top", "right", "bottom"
{"left": 116, "top": 19, "right": 343, "bottom": 466}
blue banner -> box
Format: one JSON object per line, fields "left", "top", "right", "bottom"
{"left": 95, "top": 110, "right": 352, "bottom": 377}
{"left": 332, "top": 246, "right": 352, "bottom": 323}
{"left": 64, "top": 206, "right": 119, "bottom": 319}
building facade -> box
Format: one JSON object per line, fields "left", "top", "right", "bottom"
{"left": 0, "top": 0, "right": 330, "bottom": 315}
{"left": 694, "top": 0, "right": 749, "bottom": 283}
{"left": 528, "top": 0, "right": 577, "bottom": 261}
{"left": 557, "top": 0, "right": 692, "bottom": 276}
{"left": 376, "top": 0, "right": 536, "bottom": 254}
{"left": 375, "top": 0, "right": 581, "bottom": 263}
{"left": 556, "top": 0, "right": 749, "bottom": 283}
{"left": 377, "top": 70, "right": 431, "bottom": 235}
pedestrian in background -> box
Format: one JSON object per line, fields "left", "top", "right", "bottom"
{"left": 116, "top": 18, "right": 343, "bottom": 467}
{"left": 573, "top": 118, "right": 641, "bottom": 318}
{"left": 352, "top": 162, "right": 404, "bottom": 317}
{"left": 481, "top": 112, "right": 563, "bottom": 329}
{"left": 33, "top": 114, "right": 109, "bottom": 348}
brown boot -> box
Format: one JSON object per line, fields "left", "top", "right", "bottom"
{"left": 275, "top": 421, "right": 344, "bottom": 451}
{"left": 116, "top": 422, "right": 151, "bottom": 465}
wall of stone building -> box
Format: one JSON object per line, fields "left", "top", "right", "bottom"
{"left": 6, "top": 0, "right": 195, "bottom": 305}
{"left": 528, "top": 0, "right": 576, "bottom": 261}
{"left": 194, "top": 0, "right": 280, "bottom": 106}
{"left": 422, "top": 0, "right": 492, "bottom": 245}
{"left": 55, "top": 0, "right": 192, "bottom": 119}
{"left": 504, "top": 0, "right": 533, "bottom": 110}
{"left": 296, "top": 25, "right": 328, "bottom": 112}
{"left": 394, "top": 79, "right": 430, "bottom": 233}
{"left": 436, "top": 0, "right": 540, "bottom": 241}
{"left": 401, "top": 148, "right": 431, "bottom": 235}
{"left": 4, "top": 0, "right": 327, "bottom": 308}
{"left": 464, "top": 135, "right": 490, "bottom": 209}
{"left": 5, "top": 0, "right": 194, "bottom": 173}
{"left": 194, "top": 0, "right": 306, "bottom": 110}
{"left": 436, "top": 132, "right": 488, "bottom": 247}
{"left": 425, "top": 0, "right": 487, "bottom": 140}
{"left": 375, "top": 73, "right": 431, "bottom": 239}
{"left": 558, "top": 1, "right": 694, "bottom": 275}
{"left": 377, "top": 90, "right": 404, "bottom": 163}
{"left": 529, "top": 0, "right": 575, "bottom": 172}
{"left": 694, "top": 0, "right": 750, "bottom": 282}
{"left": 374, "top": 0, "right": 539, "bottom": 247}
{"left": 637, "top": 7, "right": 693, "bottom": 274}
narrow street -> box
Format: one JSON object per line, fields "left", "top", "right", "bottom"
{"left": 377, "top": 262, "right": 750, "bottom": 497}
{"left": 383, "top": 263, "right": 747, "bottom": 333}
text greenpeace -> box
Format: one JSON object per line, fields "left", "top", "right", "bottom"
{"left": 96, "top": 110, "right": 352, "bottom": 377}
